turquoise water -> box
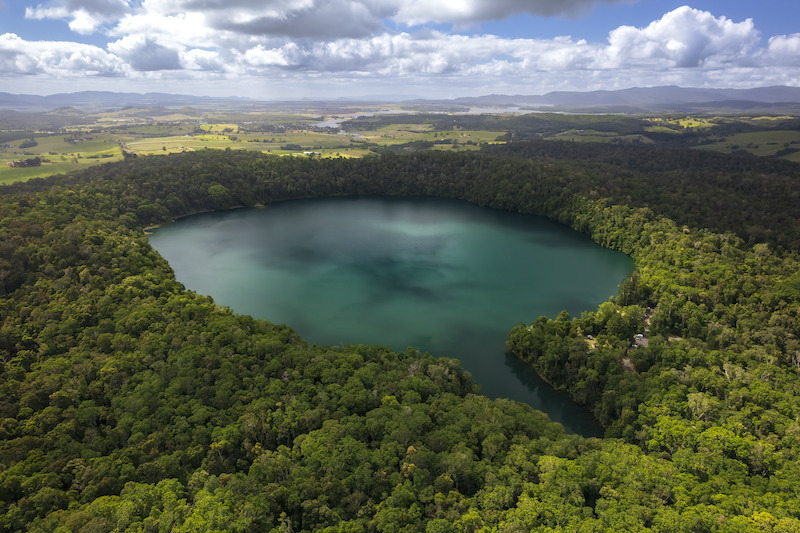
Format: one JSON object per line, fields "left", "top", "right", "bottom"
{"left": 149, "top": 196, "right": 634, "bottom": 436}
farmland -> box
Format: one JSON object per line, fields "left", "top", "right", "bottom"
{"left": 2, "top": 105, "right": 800, "bottom": 184}
{"left": 0, "top": 132, "right": 125, "bottom": 185}
{"left": 693, "top": 129, "right": 800, "bottom": 160}
{"left": 0, "top": 106, "right": 512, "bottom": 184}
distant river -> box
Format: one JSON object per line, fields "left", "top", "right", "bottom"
{"left": 149, "top": 196, "right": 634, "bottom": 436}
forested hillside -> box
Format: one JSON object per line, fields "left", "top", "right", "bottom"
{"left": 2, "top": 145, "right": 800, "bottom": 531}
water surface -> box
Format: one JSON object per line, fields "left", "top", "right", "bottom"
{"left": 149, "top": 196, "right": 633, "bottom": 435}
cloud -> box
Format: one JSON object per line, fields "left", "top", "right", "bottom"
{"left": 392, "top": 0, "right": 630, "bottom": 26}
{"left": 603, "top": 6, "right": 758, "bottom": 68}
{"left": 148, "top": 0, "right": 631, "bottom": 40}
{"left": 5, "top": 5, "right": 800, "bottom": 97}
{"left": 0, "top": 32, "right": 124, "bottom": 76}
{"left": 211, "top": 0, "right": 388, "bottom": 40}
{"left": 0, "top": 34, "right": 44, "bottom": 75}
{"left": 762, "top": 34, "right": 800, "bottom": 66}
{"left": 30, "top": 0, "right": 629, "bottom": 40}
{"left": 107, "top": 35, "right": 182, "bottom": 71}
{"left": 182, "top": 49, "right": 229, "bottom": 72}
{"left": 232, "top": 7, "right": 762, "bottom": 76}
{"left": 241, "top": 44, "right": 296, "bottom": 67}
{"left": 25, "top": 0, "right": 131, "bottom": 34}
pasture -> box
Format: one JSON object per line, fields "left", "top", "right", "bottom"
{"left": 2, "top": 107, "right": 798, "bottom": 184}
{"left": 548, "top": 129, "right": 655, "bottom": 144}
{"left": 693, "top": 130, "right": 800, "bottom": 160}
{"left": 0, "top": 132, "right": 124, "bottom": 185}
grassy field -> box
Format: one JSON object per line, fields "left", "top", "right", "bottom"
{"left": 750, "top": 115, "right": 796, "bottom": 122}
{"left": 114, "top": 125, "right": 189, "bottom": 135}
{"left": 0, "top": 123, "right": 509, "bottom": 183}
{"left": 0, "top": 132, "right": 125, "bottom": 184}
{"left": 644, "top": 125, "right": 681, "bottom": 134}
{"left": 2, "top": 107, "right": 799, "bottom": 185}
{"left": 693, "top": 130, "right": 800, "bottom": 158}
{"left": 200, "top": 123, "right": 240, "bottom": 133}
{"left": 547, "top": 129, "right": 656, "bottom": 144}
{"left": 125, "top": 127, "right": 508, "bottom": 156}
{"left": 675, "top": 117, "right": 715, "bottom": 129}
{"left": 644, "top": 117, "right": 716, "bottom": 130}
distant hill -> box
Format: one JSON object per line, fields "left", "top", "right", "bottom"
{"left": 1, "top": 86, "right": 799, "bottom": 113}
{"left": 335, "top": 94, "right": 426, "bottom": 101}
{"left": 46, "top": 106, "right": 86, "bottom": 116}
{"left": 649, "top": 100, "right": 800, "bottom": 114}
{"left": 176, "top": 106, "right": 202, "bottom": 117}
{"left": 439, "top": 86, "right": 800, "bottom": 107}
{"left": 0, "top": 91, "right": 257, "bottom": 112}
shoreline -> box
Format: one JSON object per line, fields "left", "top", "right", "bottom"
{"left": 143, "top": 204, "right": 263, "bottom": 235}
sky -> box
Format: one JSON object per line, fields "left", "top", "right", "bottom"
{"left": 0, "top": 0, "right": 799, "bottom": 99}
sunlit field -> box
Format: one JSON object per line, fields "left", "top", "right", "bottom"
{"left": 2, "top": 107, "right": 799, "bottom": 184}
{"left": 0, "top": 132, "right": 124, "bottom": 184}
{"left": 693, "top": 130, "right": 800, "bottom": 158}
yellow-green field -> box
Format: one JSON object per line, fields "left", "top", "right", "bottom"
{"left": 644, "top": 125, "right": 681, "bottom": 134}
{"left": 548, "top": 129, "right": 655, "bottom": 144}
{"left": 368, "top": 128, "right": 502, "bottom": 146}
{"left": 675, "top": 117, "right": 715, "bottom": 129}
{"left": 693, "top": 130, "right": 800, "bottom": 159}
{"left": 376, "top": 123, "right": 433, "bottom": 133}
{"left": 645, "top": 117, "right": 715, "bottom": 130}
{"left": 3, "top": 108, "right": 798, "bottom": 185}
{"left": 114, "top": 125, "right": 189, "bottom": 135}
{"left": 0, "top": 133, "right": 125, "bottom": 185}
{"left": 750, "top": 116, "right": 795, "bottom": 122}
{"left": 200, "top": 124, "right": 240, "bottom": 133}
{"left": 0, "top": 122, "right": 510, "bottom": 184}
{"left": 126, "top": 128, "right": 507, "bottom": 157}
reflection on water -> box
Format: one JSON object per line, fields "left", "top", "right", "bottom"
{"left": 313, "top": 110, "right": 416, "bottom": 128}
{"left": 502, "top": 353, "right": 604, "bottom": 437}
{"left": 149, "top": 196, "right": 632, "bottom": 436}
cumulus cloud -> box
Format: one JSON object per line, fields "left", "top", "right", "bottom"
{"left": 107, "top": 35, "right": 182, "bottom": 71}
{"left": 25, "top": 0, "right": 131, "bottom": 34}
{"left": 109, "top": 12, "right": 211, "bottom": 50}
{"left": 211, "top": 0, "right": 388, "bottom": 40}
{"left": 0, "top": 34, "right": 44, "bottom": 75}
{"left": 392, "top": 0, "right": 629, "bottom": 26}
{"left": 6, "top": 5, "right": 800, "bottom": 96}
{"left": 0, "top": 32, "right": 124, "bottom": 76}
{"left": 603, "top": 6, "right": 758, "bottom": 68}
{"left": 241, "top": 44, "right": 296, "bottom": 67}
{"left": 762, "top": 34, "right": 800, "bottom": 66}
{"left": 135, "top": 0, "right": 631, "bottom": 41}
{"left": 31, "top": 0, "right": 628, "bottom": 40}
{"left": 182, "top": 49, "right": 229, "bottom": 72}
{"left": 231, "top": 8, "right": 762, "bottom": 76}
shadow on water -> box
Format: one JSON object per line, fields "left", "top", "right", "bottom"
{"left": 501, "top": 352, "right": 605, "bottom": 437}
{"left": 150, "top": 196, "right": 629, "bottom": 439}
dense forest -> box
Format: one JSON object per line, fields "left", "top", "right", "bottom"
{"left": 2, "top": 143, "right": 800, "bottom": 531}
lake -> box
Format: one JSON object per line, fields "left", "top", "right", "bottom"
{"left": 149, "top": 196, "right": 634, "bottom": 436}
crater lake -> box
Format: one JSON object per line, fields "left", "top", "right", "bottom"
{"left": 149, "top": 196, "right": 634, "bottom": 436}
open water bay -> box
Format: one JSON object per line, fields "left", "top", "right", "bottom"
{"left": 149, "top": 196, "right": 634, "bottom": 436}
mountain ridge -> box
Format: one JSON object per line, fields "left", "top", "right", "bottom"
{"left": 1, "top": 86, "right": 799, "bottom": 112}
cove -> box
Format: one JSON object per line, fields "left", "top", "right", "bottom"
{"left": 149, "top": 196, "right": 634, "bottom": 436}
